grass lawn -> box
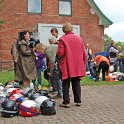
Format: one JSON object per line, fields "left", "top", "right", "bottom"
{"left": 0, "top": 70, "right": 124, "bottom": 86}
{"left": 0, "top": 70, "right": 48, "bottom": 86}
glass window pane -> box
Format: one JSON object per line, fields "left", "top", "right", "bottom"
{"left": 59, "top": 1, "right": 71, "bottom": 15}
{"left": 28, "top": 0, "right": 41, "bottom": 13}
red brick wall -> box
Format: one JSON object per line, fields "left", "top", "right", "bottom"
{"left": 0, "top": 0, "right": 104, "bottom": 69}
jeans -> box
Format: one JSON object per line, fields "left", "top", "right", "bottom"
{"left": 86, "top": 61, "right": 89, "bottom": 71}
{"left": 86, "top": 61, "right": 90, "bottom": 72}
{"left": 119, "top": 61, "right": 124, "bottom": 73}
{"left": 50, "top": 76, "right": 63, "bottom": 96}
{"left": 62, "top": 77, "right": 81, "bottom": 104}
{"left": 32, "top": 67, "right": 42, "bottom": 87}
{"left": 56, "top": 77, "right": 62, "bottom": 96}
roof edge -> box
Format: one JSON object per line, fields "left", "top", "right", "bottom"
{"left": 87, "top": 0, "right": 113, "bottom": 27}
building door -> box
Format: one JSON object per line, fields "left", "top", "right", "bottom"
{"left": 33, "top": 23, "right": 80, "bottom": 45}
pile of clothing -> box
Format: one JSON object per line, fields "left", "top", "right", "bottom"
{"left": 106, "top": 72, "right": 124, "bottom": 81}
{"left": 0, "top": 81, "right": 56, "bottom": 118}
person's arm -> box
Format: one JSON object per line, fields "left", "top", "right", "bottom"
{"left": 110, "top": 47, "right": 119, "bottom": 54}
{"left": 57, "top": 39, "right": 65, "bottom": 57}
{"left": 94, "top": 56, "right": 100, "bottom": 66}
{"left": 19, "top": 44, "right": 32, "bottom": 56}
{"left": 38, "top": 53, "right": 45, "bottom": 59}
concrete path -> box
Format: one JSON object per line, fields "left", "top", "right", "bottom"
{"left": 1, "top": 84, "right": 124, "bottom": 124}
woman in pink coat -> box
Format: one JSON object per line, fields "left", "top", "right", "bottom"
{"left": 57, "top": 22, "right": 86, "bottom": 108}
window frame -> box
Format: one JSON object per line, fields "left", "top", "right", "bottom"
{"left": 59, "top": 0, "right": 72, "bottom": 16}
{"left": 27, "top": 0, "right": 42, "bottom": 14}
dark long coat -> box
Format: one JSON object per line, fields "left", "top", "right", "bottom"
{"left": 15, "top": 40, "right": 37, "bottom": 81}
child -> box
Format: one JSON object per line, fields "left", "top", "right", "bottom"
{"left": 38, "top": 42, "right": 63, "bottom": 98}
{"left": 94, "top": 55, "right": 110, "bottom": 81}
{"left": 32, "top": 43, "right": 46, "bottom": 89}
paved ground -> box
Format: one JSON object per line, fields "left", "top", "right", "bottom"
{"left": 1, "top": 84, "right": 124, "bottom": 124}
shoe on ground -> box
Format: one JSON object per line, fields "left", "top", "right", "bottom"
{"left": 60, "top": 103, "right": 70, "bottom": 108}
{"left": 47, "top": 93, "right": 56, "bottom": 98}
{"left": 49, "top": 86, "right": 53, "bottom": 92}
{"left": 38, "top": 85, "right": 42, "bottom": 90}
{"left": 75, "top": 103, "right": 81, "bottom": 107}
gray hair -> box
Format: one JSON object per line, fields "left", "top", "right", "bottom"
{"left": 62, "top": 22, "right": 73, "bottom": 33}
{"left": 48, "top": 36, "right": 57, "bottom": 44}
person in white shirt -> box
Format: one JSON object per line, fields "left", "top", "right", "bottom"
{"left": 50, "top": 27, "right": 60, "bottom": 44}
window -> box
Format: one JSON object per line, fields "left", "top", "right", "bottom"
{"left": 59, "top": 0, "right": 72, "bottom": 16}
{"left": 28, "top": 0, "right": 41, "bottom": 13}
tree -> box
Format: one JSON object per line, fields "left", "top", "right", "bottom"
{"left": 0, "top": 0, "right": 4, "bottom": 29}
{"left": 104, "top": 34, "right": 124, "bottom": 51}
{"left": 104, "top": 34, "right": 112, "bottom": 51}
{"left": 115, "top": 42, "right": 124, "bottom": 50}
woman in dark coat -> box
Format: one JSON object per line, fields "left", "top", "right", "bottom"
{"left": 15, "top": 30, "right": 37, "bottom": 87}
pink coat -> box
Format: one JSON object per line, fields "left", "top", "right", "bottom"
{"left": 57, "top": 32, "right": 86, "bottom": 80}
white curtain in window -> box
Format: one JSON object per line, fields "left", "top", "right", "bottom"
{"left": 59, "top": 1, "right": 71, "bottom": 15}
{"left": 28, "top": 0, "right": 41, "bottom": 13}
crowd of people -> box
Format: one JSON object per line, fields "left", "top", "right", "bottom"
{"left": 11, "top": 22, "right": 86, "bottom": 108}
{"left": 11, "top": 22, "right": 124, "bottom": 108}
{"left": 86, "top": 40, "right": 124, "bottom": 82}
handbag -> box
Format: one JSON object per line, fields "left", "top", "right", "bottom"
{"left": 44, "top": 69, "right": 50, "bottom": 80}
{"left": 52, "top": 56, "right": 61, "bottom": 79}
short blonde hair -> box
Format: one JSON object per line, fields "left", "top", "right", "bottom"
{"left": 35, "top": 43, "right": 46, "bottom": 52}
{"left": 62, "top": 22, "right": 73, "bottom": 33}
{"left": 48, "top": 36, "right": 57, "bottom": 44}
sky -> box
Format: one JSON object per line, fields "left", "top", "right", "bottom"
{"left": 94, "top": 0, "right": 124, "bottom": 41}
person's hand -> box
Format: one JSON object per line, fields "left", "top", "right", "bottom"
{"left": 47, "top": 72, "right": 51, "bottom": 76}
{"left": 91, "top": 59, "right": 94, "bottom": 62}
{"left": 34, "top": 52, "right": 37, "bottom": 56}
{"left": 33, "top": 47, "right": 36, "bottom": 51}
{"left": 14, "top": 60, "right": 17, "bottom": 63}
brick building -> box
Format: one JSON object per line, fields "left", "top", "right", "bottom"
{"left": 0, "top": 0, "right": 112, "bottom": 70}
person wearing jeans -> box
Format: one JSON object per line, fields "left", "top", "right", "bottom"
{"left": 32, "top": 67, "right": 42, "bottom": 88}
{"left": 32, "top": 44, "right": 46, "bottom": 88}
{"left": 52, "top": 75, "right": 63, "bottom": 98}
{"left": 37, "top": 37, "right": 63, "bottom": 98}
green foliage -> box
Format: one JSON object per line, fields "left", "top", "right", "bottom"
{"left": 0, "top": 20, "right": 5, "bottom": 30}
{"left": 115, "top": 42, "right": 124, "bottom": 50}
{"left": 0, "top": 0, "right": 4, "bottom": 30}
{"left": 81, "top": 76, "right": 124, "bottom": 86}
{"left": 0, "top": 70, "right": 49, "bottom": 86}
{"left": 104, "top": 34, "right": 112, "bottom": 51}
{"left": 0, "top": 0, "right": 3, "bottom": 5}
{"left": 0, "top": 70, "right": 14, "bottom": 84}
{"left": 104, "top": 34, "right": 124, "bottom": 51}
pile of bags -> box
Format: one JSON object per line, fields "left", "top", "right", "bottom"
{"left": 0, "top": 81, "right": 56, "bottom": 118}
